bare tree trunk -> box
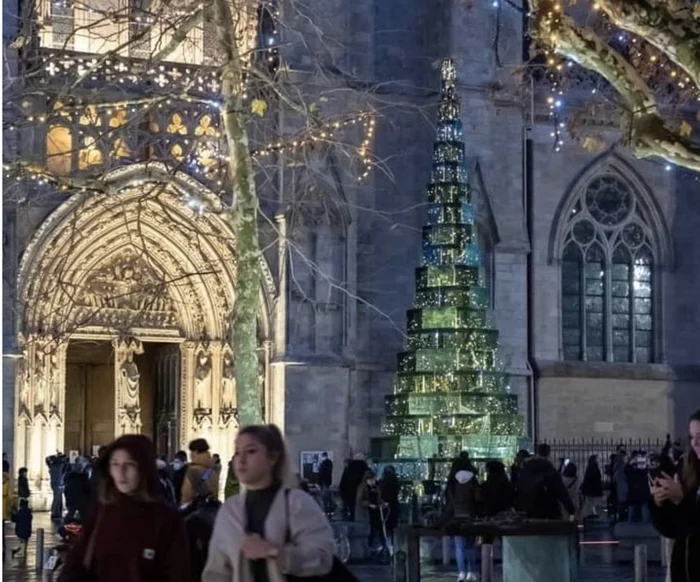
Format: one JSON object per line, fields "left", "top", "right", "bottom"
{"left": 214, "top": 0, "right": 263, "bottom": 427}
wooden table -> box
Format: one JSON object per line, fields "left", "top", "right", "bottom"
{"left": 400, "top": 520, "right": 578, "bottom": 582}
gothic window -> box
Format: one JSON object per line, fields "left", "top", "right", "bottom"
{"left": 150, "top": 1, "right": 203, "bottom": 64}
{"left": 74, "top": 0, "right": 128, "bottom": 53}
{"left": 560, "top": 176, "right": 656, "bottom": 363}
{"left": 46, "top": 125, "right": 73, "bottom": 175}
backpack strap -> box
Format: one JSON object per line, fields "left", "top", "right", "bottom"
{"left": 284, "top": 489, "right": 291, "bottom": 544}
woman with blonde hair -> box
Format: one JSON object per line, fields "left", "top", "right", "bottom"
{"left": 650, "top": 409, "right": 700, "bottom": 582}
{"left": 203, "top": 424, "right": 335, "bottom": 582}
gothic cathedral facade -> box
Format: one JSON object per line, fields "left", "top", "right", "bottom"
{"left": 3, "top": 0, "right": 699, "bottom": 507}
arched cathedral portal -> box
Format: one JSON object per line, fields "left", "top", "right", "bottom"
{"left": 14, "top": 164, "right": 276, "bottom": 508}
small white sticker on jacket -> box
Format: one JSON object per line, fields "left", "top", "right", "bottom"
{"left": 143, "top": 549, "right": 155, "bottom": 560}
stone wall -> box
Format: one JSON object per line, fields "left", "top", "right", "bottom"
{"left": 282, "top": 363, "right": 354, "bottom": 484}
{"left": 537, "top": 361, "right": 699, "bottom": 440}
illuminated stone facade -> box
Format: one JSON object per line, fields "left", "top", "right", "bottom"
{"left": 3, "top": 0, "right": 700, "bottom": 510}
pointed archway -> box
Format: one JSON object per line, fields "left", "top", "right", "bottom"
{"left": 14, "top": 163, "right": 276, "bottom": 507}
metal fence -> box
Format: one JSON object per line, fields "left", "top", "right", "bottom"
{"left": 538, "top": 438, "right": 666, "bottom": 484}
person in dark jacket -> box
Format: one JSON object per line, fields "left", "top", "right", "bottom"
{"left": 481, "top": 461, "right": 514, "bottom": 517}
{"left": 170, "top": 451, "right": 188, "bottom": 506}
{"left": 581, "top": 455, "right": 603, "bottom": 519}
{"left": 580, "top": 455, "right": 604, "bottom": 519}
{"left": 11, "top": 498, "right": 32, "bottom": 559}
{"left": 650, "top": 409, "right": 700, "bottom": 582}
{"left": 318, "top": 452, "right": 333, "bottom": 488}
{"left": 17, "top": 467, "right": 30, "bottom": 500}
{"left": 510, "top": 449, "right": 530, "bottom": 493}
{"left": 357, "top": 470, "right": 386, "bottom": 550}
{"left": 339, "top": 455, "right": 368, "bottom": 521}
{"left": 445, "top": 454, "right": 480, "bottom": 581}
{"left": 157, "top": 459, "right": 177, "bottom": 507}
{"left": 46, "top": 453, "right": 68, "bottom": 521}
{"left": 627, "top": 452, "right": 651, "bottom": 523}
{"left": 318, "top": 452, "right": 334, "bottom": 514}
{"left": 380, "top": 465, "right": 400, "bottom": 543}
{"left": 57, "top": 434, "right": 190, "bottom": 582}
{"left": 63, "top": 460, "right": 92, "bottom": 522}
{"left": 516, "top": 443, "right": 575, "bottom": 519}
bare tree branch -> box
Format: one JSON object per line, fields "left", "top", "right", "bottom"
{"left": 597, "top": 0, "right": 700, "bottom": 90}
{"left": 529, "top": 0, "right": 700, "bottom": 171}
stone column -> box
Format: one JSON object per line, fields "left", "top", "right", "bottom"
{"left": 113, "top": 338, "right": 144, "bottom": 437}
{"left": 191, "top": 342, "right": 214, "bottom": 448}
{"left": 179, "top": 340, "right": 196, "bottom": 446}
{"left": 208, "top": 342, "right": 234, "bottom": 489}
{"left": 261, "top": 340, "right": 271, "bottom": 423}
{"left": 15, "top": 336, "right": 67, "bottom": 510}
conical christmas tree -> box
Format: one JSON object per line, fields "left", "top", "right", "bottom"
{"left": 371, "top": 59, "right": 523, "bottom": 493}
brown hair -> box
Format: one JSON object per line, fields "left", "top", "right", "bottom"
{"left": 237, "top": 424, "right": 292, "bottom": 486}
{"left": 98, "top": 434, "right": 161, "bottom": 504}
{"left": 682, "top": 409, "right": 700, "bottom": 491}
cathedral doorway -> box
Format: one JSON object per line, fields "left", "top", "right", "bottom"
{"left": 63, "top": 340, "right": 180, "bottom": 459}
{"left": 64, "top": 340, "right": 115, "bottom": 457}
{"left": 13, "top": 164, "right": 277, "bottom": 509}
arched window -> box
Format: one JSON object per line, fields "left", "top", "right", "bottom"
{"left": 560, "top": 176, "right": 656, "bottom": 363}
{"left": 46, "top": 125, "right": 73, "bottom": 175}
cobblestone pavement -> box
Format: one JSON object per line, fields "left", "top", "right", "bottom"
{"left": 3, "top": 514, "right": 666, "bottom": 582}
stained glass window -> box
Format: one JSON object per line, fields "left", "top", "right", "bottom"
{"left": 560, "top": 176, "right": 655, "bottom": 363}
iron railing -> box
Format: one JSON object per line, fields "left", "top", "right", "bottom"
{"left": 538, "top": 438, "right": 666, "bottom": 484}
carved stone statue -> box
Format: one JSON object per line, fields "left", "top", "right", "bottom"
{"left": 18, "top": 360, "right": 31, "bottom": 418}
{"left": 221, "top": 354, "right": 236, "bottom": 411}
{"left": 119, "top": 351, "right": 141, "bottom": 419}
{"left": 194, "top": 351, "right": 212, "bottom": 410}
{"left": 47, "top": 354, "right": 59, "bottom": 416}
{"left": 34, "top": 363, "right": 47, "bottom": 414}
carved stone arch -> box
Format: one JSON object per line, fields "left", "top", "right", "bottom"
{"left": 18, "top": 163, "right": 277, "bottom": 341}
{"left": 14, "top": 162, "right": 279, "bottom": 508}
{"left": 548, "top": 149, "right": 674, "bottom": 268}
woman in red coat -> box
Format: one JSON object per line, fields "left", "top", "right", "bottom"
{"left": 58, "top": 434, "right": 190, "bottom": 582}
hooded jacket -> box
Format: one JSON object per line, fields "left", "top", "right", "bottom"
{"left": 58, "top": 435, "right": 190, "bottom": 582}
{"left": 516, "top": 457, "right": 575, "bottom": 519}
{"left": 181, "top": 452, "right": 220, "bottom": 505}
{"left": 446, "top": 470, "right": 480, "bottom": 519}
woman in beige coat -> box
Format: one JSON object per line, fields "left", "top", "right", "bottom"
{"left": 202, "top": 424, "right": 334, "bottom": 582}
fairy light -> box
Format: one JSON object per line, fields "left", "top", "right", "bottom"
{"left": 4, "top": 111, "right": 378, "bottom": 192}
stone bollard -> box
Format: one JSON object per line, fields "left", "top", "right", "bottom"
{"left": 442, "top": 536, "right": 450, "bottom": 566}
{"left": 35, "top": 527, "right": 45, "bottom": 571}
{"left": 634, "top": 544, "right": 648, "bottom": 582}
{"left": 393, "top": 528, "right": 407, "bottom": 582}
{"left": 481, "top": 543, "right": 494, "bottom": 582}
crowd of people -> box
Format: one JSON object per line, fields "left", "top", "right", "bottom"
{"left": 1, "top": 408, "right": 698, "bottom": 582}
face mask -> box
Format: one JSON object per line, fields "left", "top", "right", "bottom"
{"left": 172, "top": 461, "right": 184, "bottom": 471}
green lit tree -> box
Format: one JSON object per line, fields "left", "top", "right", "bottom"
{"left": 372, "top": 59, "right": 522, "bottom": 493}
